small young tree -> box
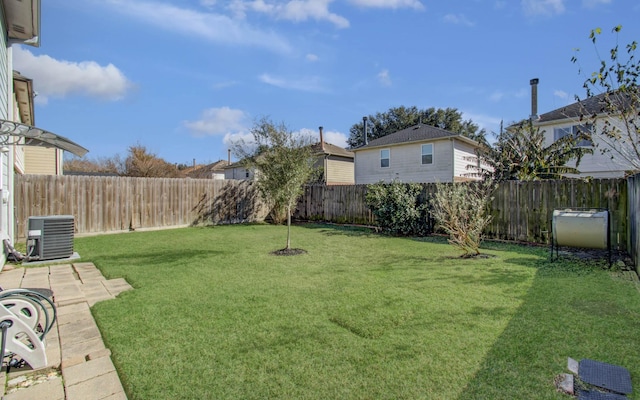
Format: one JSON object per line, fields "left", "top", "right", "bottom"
{"left": 365, "top": 180, "right": 428, "bottom": 236}
{"left": 430, "top": 180, "right": 496, "bottom": 257}
{"left": 232, "top": 117, "right": 317, "bottom": 252}
{"left": 572, "top": 25, "right": 640, "bottom": 174}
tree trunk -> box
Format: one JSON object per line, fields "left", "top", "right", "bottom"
{"left": 286, "top": 205, "right": 291, "bottom": 250}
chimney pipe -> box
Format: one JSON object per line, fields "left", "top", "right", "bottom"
{"left": 319, "top": 126, "right": 325, "bottom": 151}
{"left": 228, "top": 149, "right": 231, "bottom": 164}
{"left": 530, "top": 78, "right": 539, "bottom": 120}
{"left": 193, "top": 158, "right": 196, "bottom": 168}
{"left": 363, "top": 116, "right": 368, "bottom": 146}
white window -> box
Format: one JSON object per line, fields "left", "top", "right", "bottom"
{"left": 380, "top": 149, "right": 390, "bottom": 168}
{"left": 421, "top": 144, "right": 433, "bottom": 165}
{"left": 553, "top": 124, "right": 593, "bottom": 147}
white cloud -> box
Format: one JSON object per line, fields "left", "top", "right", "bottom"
{"left": 554, "top": 89, "right": 568, "bottom": 99}
{"left": 230, "top": 0, "right": 349, "bottom": 29}
{"left": 348, "top": 0, "right": 424, "bottom": 10}
{"left": 323, "top": 129, "right": 348, "bottom": 148}
{"left": 13, "top": 47, "right": 132, "bottom": 103}
{"left": 223, "top": 131, "right": 254, "bottom": 147}
{"left": 282, "top": 0, "right": 349, "bottom": 28}
{"left": 104, "top": 0, "right": 291, "bottom": 53}
{"left": 259, "top": 73, "right": 327, "bottom": 92}
{"left": 443, "top": 13, "right": 475, "bottom": 27}
{"left": 377, "top": 69, "right": 392, "bottom": 87}
{"left": 298, "top": 127, "right": 347, "bottom": 147}
{"left": 521, "top": 0, "right": 565, "bottom": 16}
{"left": 582, "top": 0, "right": 611, "bottom": 8}
{"left": 462, "top": 111, "right": 503, "bottom": 135}
{"left": 489, "top": 91, "right": 504, "bottom": 102}
{"left": 184, "top": 107, "right": 249, "bottom": 137}
{"left": 306, "top": 53, "right": 319, "bottom": 62}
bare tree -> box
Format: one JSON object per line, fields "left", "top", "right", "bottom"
{"left": 124, "top": 145, "right": 182, "bottom": 178}
{"left": 64, "top": 154, "right": 125, "bottom": 175}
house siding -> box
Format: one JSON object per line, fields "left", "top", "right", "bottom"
{"left": 0, "top": 9, "right": 10, "bottom": 259}
{"left": 453, "top": 140, "right": 481, "bottom": 180}
{"left": 0, "top": 8, "right": 7, "bottom": 119}
{"left": 325, "top": 157, "right": 354, "bottom": 185}
{"left": 224, "top": 166, "right": 254, "bottom": 180}
{"left": 354, "top": 139, "right": 455, "bottom": 184}
{"left": 539, "top": 118, "right": 636, "bottom": 178}
{"left": 25, "top": 147, "right": 59, "bottom": 175}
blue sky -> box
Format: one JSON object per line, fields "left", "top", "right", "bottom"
{"left": 13, "top": 0, "right": 639, "bottom": 165}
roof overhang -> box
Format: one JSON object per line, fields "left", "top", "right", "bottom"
{"left": 13, "top": 71, "right": 34, "bottom": 125}
{"left": 2, "top": 0, "right": 40, "bottom": 47}
{"left": 0, "top": 119, "right": 88, "bottom": 157}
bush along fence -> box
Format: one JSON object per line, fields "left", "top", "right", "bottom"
{"left": 14, "top": 175, "right": 268, "bottom": 238}
{"left": 295, "top": 179, "right": 628, "bottom": 251}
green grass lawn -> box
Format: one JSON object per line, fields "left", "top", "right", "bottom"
{"left": 74, "top": 224, "right": 640, "bottom": 400}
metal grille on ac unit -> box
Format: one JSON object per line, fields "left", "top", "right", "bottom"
{"left": 27, "top": 216, "right": 75, "bottom": 261}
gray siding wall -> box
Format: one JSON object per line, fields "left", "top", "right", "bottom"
{"left": 0, "top": 8, "right": 10, "bottom": 257}
{"left": 0, "top": 6, "right": 7, "bottom": 121}
{"left": 354, "top": 139, "right": 455, "bottom": 184}
{"left": 453, "top": 140, "right": 482, "bottom": 180}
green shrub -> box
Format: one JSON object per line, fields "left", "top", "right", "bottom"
{"left": 365, "top": 180, "right": 429, "bottom": 236}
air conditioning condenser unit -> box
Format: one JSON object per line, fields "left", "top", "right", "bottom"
{"left": 27, "top": 215, "right": 75, "bottom": 261}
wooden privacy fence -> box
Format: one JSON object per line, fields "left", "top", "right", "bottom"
{"left": 294, "top": 179, "right": 628, "bottom": 250}
{"left": 15, "top": 175, "right": 267, "bottom": 239}
{"left": 14, "top": 175, "right": 631, "bottom": 252}
{"left": 629, "top": 174, "right": 640, "bottom": 269}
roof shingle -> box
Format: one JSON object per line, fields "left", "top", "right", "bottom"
{"left": 353, "top": 124, "right": 470, "bottom": 150}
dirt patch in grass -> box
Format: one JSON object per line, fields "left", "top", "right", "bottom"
{"left": 271, "top": 248, "right": 307, "bottom": 256}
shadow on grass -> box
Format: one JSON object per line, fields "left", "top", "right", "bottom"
{"left": 297, "top": 222, "right": 379, "bottom": 237}
{"left": 90, "top": 249, "right": 226, "bottom": 269}
{"left": 457, "top": 258, "right": 640, "bottom": 400}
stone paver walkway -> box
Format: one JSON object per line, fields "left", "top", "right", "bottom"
{"left": 0, "top": 263, "right": 133, "bottom": 400}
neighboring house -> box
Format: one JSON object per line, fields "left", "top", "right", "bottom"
{"left": 528, "top": 78, "right": 638, "bottom": 178}
{"left": 224, "top": 161, "right": 255, "bottom": 180}
{"left": 185, "top": 160, "right": 229, "bottom": 180}
{"left": 14, "top": 71, "right": 64, "bottom": 175}
{"left": 352, "top": 124, "right": 484, "bottom": 184}
{"left": 312, "top": 126, "right": 354, "bottom": 185}
{"left": 224, "top": 127, "right": 355, "bottom": 185}
{"left": 0, "top": 0, "right": 88, "bottom": 266}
